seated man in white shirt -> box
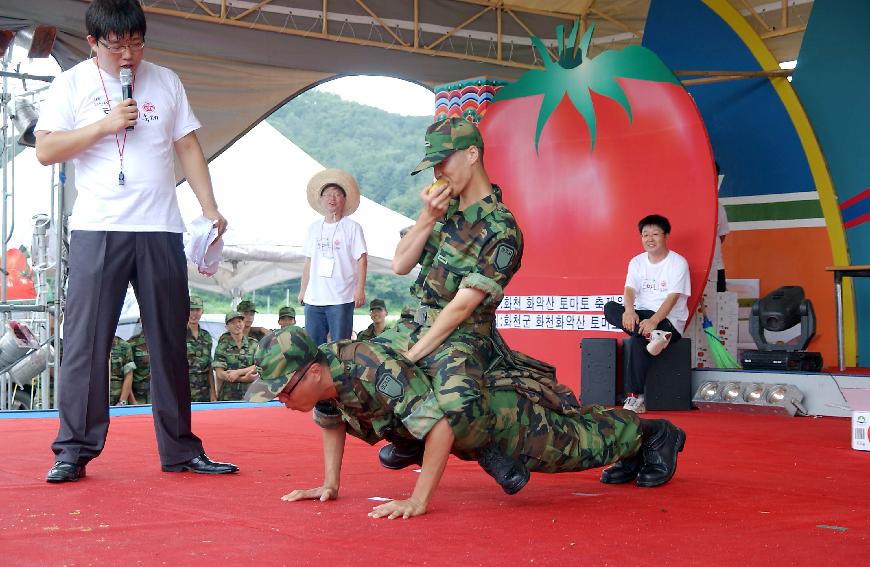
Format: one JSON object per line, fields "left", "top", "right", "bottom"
{"left": 603, "top": 215, "right": 690, "bottom": 414}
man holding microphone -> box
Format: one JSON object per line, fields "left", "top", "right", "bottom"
{"left": 36, "top": 0, "right": 237, "bottom": 482}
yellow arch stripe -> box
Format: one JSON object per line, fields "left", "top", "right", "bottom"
{"left": 704, "top": 0, "right": 855, "bottom": 365}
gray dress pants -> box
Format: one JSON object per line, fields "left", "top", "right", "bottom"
{"left": 51, "top": 231, "right": 203, "bottom": 466}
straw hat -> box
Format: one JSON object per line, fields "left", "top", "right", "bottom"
{"left": 306, "top": 168, "right": 361, "bottom": 216}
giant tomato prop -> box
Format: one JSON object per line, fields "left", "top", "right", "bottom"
{"left": 480, "top": 24, "right": 716, "bottom": 392}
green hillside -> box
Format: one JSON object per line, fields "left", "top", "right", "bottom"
{"left": 266, "top": 90, "right": 433, "bottom": 218}
{"left": 200, "top": 88, "right": 434, "bottom": 314}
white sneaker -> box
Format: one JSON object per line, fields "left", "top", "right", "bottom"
{"left": 633, "top": 395, "right": 647, "bottom": 414}
{"left": 646, "top": 330, "right": 673, "bottom": 356}
{"left": 623, "top": 395, "right": 647, "bottom": 413}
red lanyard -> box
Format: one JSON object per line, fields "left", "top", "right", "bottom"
{"left": 95, "top": 59, "right": 134, "bottom": 185}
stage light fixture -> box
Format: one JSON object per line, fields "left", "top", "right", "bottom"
{"left": 693, "top": 381, "right": 807, "bottom": 417}
{"left": 7, "top": 96, "right": 39, "bottom": 147}
{"left": 698, "top": 381, "right": 718, "bottom": 401}
{"left": 722, "top": 382, "right": 741, "bottom": 402}
{"left": 743, "top": 383, "right": 765, "bottom": 403}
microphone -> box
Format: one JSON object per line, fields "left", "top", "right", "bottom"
{"left": 119, "top": 67, "right": 134, "bottom": 131}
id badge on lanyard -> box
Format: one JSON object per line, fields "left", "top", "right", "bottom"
{"left": 318, "top": 257, "right": 335, "bottom": 278}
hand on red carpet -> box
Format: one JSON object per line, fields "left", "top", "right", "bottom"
{"left": 281, "top": 486, "right": 338, "bottom": 503}
{"left": 368, "top": 497, "right": 426, "bottom": 520}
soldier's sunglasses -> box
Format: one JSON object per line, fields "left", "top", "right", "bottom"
{"left": 282, "top": 359, "right": 315, "bottom": 399}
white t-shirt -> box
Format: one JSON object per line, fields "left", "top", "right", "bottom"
{"left": 625, "top": 250, "right": 691, "bottom": 332}
{"left": 303, "top": 217, "right": 367, "bottom": 305}
{"left": 36, "top": 59, "right": 200, "bottom": 232}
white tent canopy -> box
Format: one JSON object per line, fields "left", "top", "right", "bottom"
{"left": 176, "top": 121, "right": 415, "bottom": 296}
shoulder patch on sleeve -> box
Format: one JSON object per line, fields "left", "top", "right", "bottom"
{"left": 376, "top": 371, "right": 404, "bottom": 400}
{"left": 493, "top": 243, "right": 517, "bottom": 271}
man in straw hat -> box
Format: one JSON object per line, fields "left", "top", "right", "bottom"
{"left": 245, "top": 328, "right": 686, "bottom": 519}
{"left": 375, "top": 117, "right": 529, "bottom": 494}
{"left": 298, "top": 169, "right": 368, "bottom": 347}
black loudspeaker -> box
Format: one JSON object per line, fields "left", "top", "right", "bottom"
{"left": 580, "top": 338, "right": 617, "bottom": 405}
{"left": 622, "top": 337, "right": 693, "bottom": 410}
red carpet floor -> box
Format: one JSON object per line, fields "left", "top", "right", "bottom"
{"left": 1, "top": 406, "right": 867, "bottom": 566}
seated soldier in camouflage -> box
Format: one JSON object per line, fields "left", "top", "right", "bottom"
{"left": 213, "top": 311, "right": 260, "bottom": 401}
{"left": 109, "top": 335, "right": 136, "bottom": 406}
{"left": 245, "top": 327, "right": 687, "bottom": 520}
{"left": 277, "top": 306, "right": 297, "bottom": 329}
{"left": 356, "top": 299, "right": 389, "bottom": 340}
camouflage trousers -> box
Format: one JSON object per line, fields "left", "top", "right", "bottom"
{"left": 375, "top": 322, "right": 494, "bottom": 455}
{"left": 189, "top": 371, "right": 212, "bottom": 402}
{"left": 109, "top": 377, "right": 127, "bottom": 406}
{"left": 220, "top": 381, "right": 247, "bottom": 401}
{"left": 132, "top": 379, "right": 150, "bottom": 404}
{"left": 490, "top": 392, "right": 642, "bottom": 472}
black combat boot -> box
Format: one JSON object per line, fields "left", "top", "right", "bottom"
{"left": 599, "top": 452, "right": 643, "bottom": 484}
{"left": 477, "top": 443, "right": 530, "bottom": 495}
{"left": 635, "top": 419, "right": 686, "bottom": 487}
{"left": 379, "top": 437, "right": 425, "bottom": 470}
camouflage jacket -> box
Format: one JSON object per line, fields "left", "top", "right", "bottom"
{"left": 127, "top": 333, "right": 150, "bottom": 383}
{"left": 109, "top": 336, "right": 135, "bottom": 382}
{"left": 213, "top": 334, "right": 258, "bottom": 370}
{"left": 313, "top": 340, "right": 444, "bottom": 445}
{"left": 356, "top": 323, "right": 385, "bottom": 341}
{"left": 412, "top": 186, "right": 523, "bottom": 322}
{"left": 186, "top": 325, "right": 213, "bottom": 376}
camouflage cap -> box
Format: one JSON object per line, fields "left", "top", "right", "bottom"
{"left": 225, "top": 311, "right": 243, "bottom": 324}
{"left": 411, "top": 117, "right": 483, "bottom": 175}
{"left": 369, "top": 298, "right": 386, "bottom": 311}
{"left": 189, "top": 295, "right": 204, "bottom": 309}
{"left": 237, "top": 300, "right": 257, "bottom": 313}
{"left": 400, "top": 306, "right": 416, "bottom": 320}
{"left": 278, "top": 305, "right": 296, "bottom": 318}
{"left": 245, "top": 326, "right": 320, "bottom": 402}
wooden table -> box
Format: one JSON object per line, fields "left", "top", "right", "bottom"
{"left": 826, "top": 265, "right": 870, "bottom": 371}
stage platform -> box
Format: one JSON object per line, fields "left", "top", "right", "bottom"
{"left": 1, "top": 403, "right": 868, "bottom": 565}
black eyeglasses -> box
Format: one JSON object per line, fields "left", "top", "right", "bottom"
{"left": 98, "top": 39, "right": 146, "bottom": 54}
{"left": 281, "top": 359, "right": 315, "bottom": 399}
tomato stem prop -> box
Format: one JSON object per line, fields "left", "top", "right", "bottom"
{"left": 494, "top": 21, "right": 682, "bottom": 152}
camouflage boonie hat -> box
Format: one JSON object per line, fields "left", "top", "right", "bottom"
{"left": 189, "top": 295, "right": 204, "bottom": 309}
{"left": 369, "top": 298, "right": 386, "bottom": 311}
{"left": 237, "top": 300, "right": 257, "bottom": 313}
{"left": 411, "top": 117, "right": 484, "bottom": 175}
{"left": 278, "top": 306, "right": 296, "bottom": 318}
{"left": 400, "top": 306, "right": 416, "bottom": 320}
{"left": 225, "top": 311, "right": 243, "bottom": 324}
{"left": 245, "top": 326, "right": 319, "bottom": 402}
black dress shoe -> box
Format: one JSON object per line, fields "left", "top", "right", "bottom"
{"left": 46, "top": 461, "right": 86, "bottom": 483}
{"left": 162, "top": 453, "right": 239, "bottom": 474}
{"left": 599, "top": 453, "right": 643, "bottom": 484}
{"left": 636, "top": 419, "right": 686, "bottom": 487}
{"left": 477, "top": 442, "right": 530, "bottom": 495}
{"left": 379, "top": 440, "right": 424, "bottom": 470}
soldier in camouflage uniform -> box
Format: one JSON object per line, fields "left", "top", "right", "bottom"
{"left": 375, "top": 116, "right": 529, "bottom": 493}
{"left": 109, "top": 336, "right": 135, "bottom": 406}
{"left": 245, "top": 328, "right": 686, "bottom": 520}
{"left": 277, "top": 305, "right": 296, "bottom": 329}
{"left": 356, "top": 298, "right": 388, "bottom": 340}
{"left": 398, "top": 305, "right": 416, "bottom": 323}
{"left": 219, "top": 299, "right": 269, "bottom": 344}
{"left": 213, "top": 311, "right": 259, "bottom": 401}
{"left": 187, "top": 295, "right": 215, "bottom": 402}
{"left": 128, "top": 324, "right": 150, "bottom": 404}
